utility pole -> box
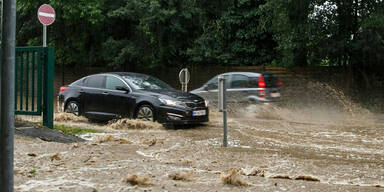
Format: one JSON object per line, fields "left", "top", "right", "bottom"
{"left": 0, "top": 0, "right": 16, "bottom": 191}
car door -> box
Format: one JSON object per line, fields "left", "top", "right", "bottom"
{"left": 104, "top": 75, "right": 136, "bottom": 117}
{"left": 82, "top": 75, "right": 107, "bottom": 118}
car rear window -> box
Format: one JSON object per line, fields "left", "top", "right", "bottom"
{"left": 248, "top": 77, "right": 259, "bottom": 87}
{"left": 263, "top": 74, "right": 279, "bottom": 88}
{"left": 231, "top": 74, "right": 249, "bottom": 88}
{"left": 85, "top": 75, "right": 105, "bottom": 88}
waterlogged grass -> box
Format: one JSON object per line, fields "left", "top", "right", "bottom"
{"left": 54, "top": 124, "right": 99, "bottom": 136}
{"left": 16, "top": 116, "right": 100, "bottom": 136}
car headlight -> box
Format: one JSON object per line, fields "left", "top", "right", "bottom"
{"left": 159, "top": 98, "right": 187, "bottom": 108}
{"left": 204, "top": 100, "right": 209, "bottom": 107}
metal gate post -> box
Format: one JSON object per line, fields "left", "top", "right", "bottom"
{"left": 42, "top": 47, "right": 54, "bottom": 129}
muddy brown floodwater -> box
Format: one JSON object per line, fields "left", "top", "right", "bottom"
{"left": 13, "top": 102, "right": 384, "bottom": 192}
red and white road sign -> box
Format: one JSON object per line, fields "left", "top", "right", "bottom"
{"left": 37, "top": 4, "right": 55, "bottom": 25}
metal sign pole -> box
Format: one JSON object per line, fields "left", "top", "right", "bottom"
{"left": 0, "top": 0, "right": 16, "bottom": 191}
{"left": 43, "top": 25, "right": 47, "bottom": 47}
{"left": 218, "top": 76, "right": 227, "bottom": 147}
{"left": 223, "top": 93, "right": 227, "bottom": 147}
{"left": 184, "top": 68, "right": 188, "bottom": 92}
{"left": 38, "top": 4, "right": 55, "bottom": 47}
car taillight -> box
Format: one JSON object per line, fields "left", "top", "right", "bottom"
{"left": 59, "top": 86, "right": 68, "bottom": 92}
{"left": 278, "top": 80, "right": 282, "bottom": 86}
{"left": 258, "top": 75, "right": 265, "bottom": 88}
{"left": 258, "top": 90, "right": 265, "bottom": 98}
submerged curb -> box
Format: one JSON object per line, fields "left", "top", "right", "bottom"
{"left": 15, "top": 126, "right": 85, "bottom": 143}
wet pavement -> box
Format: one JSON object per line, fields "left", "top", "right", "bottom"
{"left": 13, "top": 105, "right": 384, "bottom": 191}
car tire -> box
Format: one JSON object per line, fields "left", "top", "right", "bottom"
{"left": 65, "top": 101, "right": 80, "bottom": 116}
{"left": 136, "top": 104, "right": 155, "bottom": 122}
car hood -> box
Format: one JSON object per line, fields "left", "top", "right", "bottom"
{"left": 190, "top": 87, "right": 203, "bottom": 94}
{"left": 138, "top": 89, "right": 204, "bottom": 101}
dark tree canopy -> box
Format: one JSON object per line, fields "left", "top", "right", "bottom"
{"left": 15, "top": 0, "right": 384, "bottom": 72}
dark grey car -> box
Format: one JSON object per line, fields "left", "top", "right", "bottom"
{"left": 190, "top": 72, "right": 282, "bottom": 103}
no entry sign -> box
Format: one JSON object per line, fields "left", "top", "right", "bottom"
{"left": 37, "top": 4, "right": 55, "bottom": 26}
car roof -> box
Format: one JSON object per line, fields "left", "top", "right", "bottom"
{"left": 219, "top": 71, "right": 273, "bottom": 77}
{"left": 101, "top": 72, "right": 147, "bottom": 77}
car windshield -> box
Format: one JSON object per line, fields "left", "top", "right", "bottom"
{"left": 122, "top": 74, "right": 172, "bottom": 90}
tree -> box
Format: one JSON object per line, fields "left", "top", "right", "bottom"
{"left": 259, "top": 0, "right": 312, "bottom": 67}
{"left": 15, "top": 0, "right": 384, "bottom": 76}
{"left": 188, "top": 0, "right": 277, "bottom": 66}
{"left": 17, "top": 0, "right": 105, "bottom": 68}
{"left": 103, "top": 0, "right": 202, "bottom": 70}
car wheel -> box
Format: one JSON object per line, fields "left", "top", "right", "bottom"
{"left": 136, "top": 105, "right": 155, "bottom": 122}
{"left": 65, "top": 101, "right": 80, "bottom": 116}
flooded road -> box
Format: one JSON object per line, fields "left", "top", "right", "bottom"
{"left": 229, "top": 105, "right": 384, "bottom": 187}
{"left": 13, "top": 103, "right": 384, "bottom": 191}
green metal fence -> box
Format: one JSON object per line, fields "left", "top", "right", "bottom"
{"left": 15, "top": 46, "right": 54, "bottom": 129}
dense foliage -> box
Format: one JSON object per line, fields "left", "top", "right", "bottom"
{"left": 15, "top": 0, "right": 384, "bottom": 72}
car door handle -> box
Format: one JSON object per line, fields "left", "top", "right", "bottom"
{"left": 102, "top": 92, "right": 109, "bottom": 95}
{"left": 79, "top": 89, "right": 84, "bottom": 93}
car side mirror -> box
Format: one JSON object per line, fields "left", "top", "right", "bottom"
{"left": 116, "top": 86, "right": 130, "bottom": 93}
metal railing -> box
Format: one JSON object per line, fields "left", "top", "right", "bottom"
{"left": 14, "top": 46, "right": 54, "bottom": 128}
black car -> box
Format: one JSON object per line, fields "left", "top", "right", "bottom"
{"left": 58, "top": 72, "right": 209, "bottom": 125}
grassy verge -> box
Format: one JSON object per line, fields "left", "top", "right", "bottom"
{"left": 15, "top": 116, "right": 100, "bottom": 136}
{"left": 54, "top": 124, "right": 100, "bottom": 136}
